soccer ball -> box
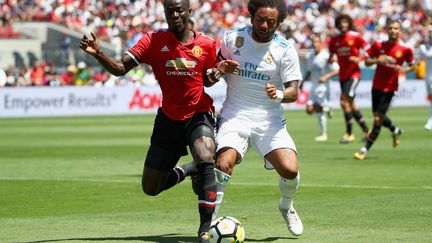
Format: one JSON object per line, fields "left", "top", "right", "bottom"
{"left": 208, "top": 216, "right": 245, "bottom": 243}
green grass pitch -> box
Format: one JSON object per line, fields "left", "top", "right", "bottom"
{"left": 1, "top": 107, "right": 431, "bottom": 242}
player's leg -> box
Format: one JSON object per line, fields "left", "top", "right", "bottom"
{"left": 141, "top": 109, "right": 186, "bottom": 195}
{"left": 187, "top": 113, "right": 218, "bottom": 241}
{"left": 213, "top": 147, "right": 240, "bottom": 218}
{"left": 355, "top": 90, "right": 392, "bottom": 160}
{"left": 426, "top": 102, "right": 432, "bottom": 131}
{"left": 141, "top": 145, "right": 182, "bottom": 195}
{"left": 265, "top": 148, "right": 303, "bottom": 237}
{"left": 257, "top": 122, "right": 302, "bottom": 236}
{"left": 313, "top": 104, "right": 327, "bottom": 141}
{"left": 339, "top": 80, "right": 355, "bottom": 143}
{"left": 212, "top": 117, "right": 249, "bottom": 219}
{"left": 347, "top": 78, "right": 369, "bottom": 137}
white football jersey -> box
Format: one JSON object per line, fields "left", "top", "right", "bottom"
{"left": 420, "top": 44, "right": 432, "bottom": 84}
{"left": 306, "top": 49, "right": 338, "bottom": 104}
{"left": 219, "top": 26, "right": 302, "bottom": 120}
{"left": 306, "top": 49, "right": 338, "bottom": 85}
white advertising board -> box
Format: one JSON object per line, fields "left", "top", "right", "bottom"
{"left": 0, "top": 80, "right": 428, "bottom": 118}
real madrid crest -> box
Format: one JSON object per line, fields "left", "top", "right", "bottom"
{"left": 192, "top": 46, "right": 202, "bottom": 57}
{"left": 264, "top": 52, "right": 273, "bottom": 64}
{"left": 235, "top": 36, "right": 244, "bottom": 48}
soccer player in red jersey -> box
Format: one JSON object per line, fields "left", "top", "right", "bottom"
{"left": 80, "top": 0, "right": 221, "bottom": 241}
{"left": 329, "top": 14, "right": 370, "bottom": 143}
{"left": 354, "top": 19, "right": 415, "bottom": 160}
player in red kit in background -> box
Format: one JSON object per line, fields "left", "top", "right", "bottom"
{"left": 354, "top": 19, "right": 415, "bottom": 160}
{"left": 80, "top": 0, "right": 221, "bottom": 242}
{"left": 329, "top": 14, "right": 370, "bottom": 144}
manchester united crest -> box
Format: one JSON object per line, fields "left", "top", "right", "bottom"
{"left": 235, "top": 36, "right": 244, "bottom": 48}
{"left": 395, "top": 50, "right": 402, "bottom": 58}
{"left": 192, "top": 46, "right": 202, "bottom": 57}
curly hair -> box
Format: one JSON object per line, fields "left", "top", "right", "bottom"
{"left": 335, "top": 13, "right": 354, "bottom": 31}
{"left": 247, "top": 0, "right": 288, "bottom": 24}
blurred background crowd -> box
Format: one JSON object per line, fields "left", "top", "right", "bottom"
{"left": 0, "top": 0, "right": 431, "bottom": 87}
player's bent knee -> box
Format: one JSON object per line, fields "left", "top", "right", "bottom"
{"left": 216, "top": 162, "right": 231, "bottom": 175}
{"left": 141, "top": 182, "right": 161, "bottom": 196}
{"left": 280, "top": 169, "right": 298, "bottom": 180}
{"left": 141, "top": 176, "right": 163, "bottom": 196}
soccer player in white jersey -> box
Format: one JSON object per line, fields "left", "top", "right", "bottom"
{"left": 419, "top": 27, "right": 432, "bottom": 131}
{"left": 213, "top": 0, "right": 304, "bottom": 237}
{"left": 301, "top": 34, "right": 339, "bottom": 142}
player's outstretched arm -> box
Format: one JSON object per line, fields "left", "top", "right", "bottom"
{"left": 80, "top": 32, "right": 136, "bottom": 76}
{"left": 217, "top": 60, "right": 240, "bottom": 74}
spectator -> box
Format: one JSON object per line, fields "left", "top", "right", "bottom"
{"left": 73, "top": 61, "right": 92, "bottom": 86}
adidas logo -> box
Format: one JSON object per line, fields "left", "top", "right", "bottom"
{"left": 233, "top": 50, "right": 240, "bottom": 56}
{"left": 161, "top": 45, "right": 170, "bottom": 52}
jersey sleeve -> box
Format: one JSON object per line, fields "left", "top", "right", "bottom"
{"left": 329, "top": 61, "right": 340, "bottom": 72}
{"left": 280, "top": 44, "right": 303, "bottom": 83}
{"left": 405, "top": 47, "right": 415, "bottom": 65}
{"left": 126, "top": 32, "right": 152, "bottom": 65}
{"left": 367, "top": 41, "right": 379, "bottom": 58}
{"left": 328, "top": 38, "right": 335, "bottom": 55}
{"left": 219, "top": 31, "right": 231, "bottom": 60}
{"left": 204, "top": 40, "right": 217, "bottom": 70}
{"left": 357, "top": 34, "right": 370, "bottom": 50}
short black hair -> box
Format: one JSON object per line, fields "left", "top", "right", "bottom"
{"left": 247, "top": 0, "right": 288, "bottom": 24}
{"left": 163, "top": 0, "right": 190, "bottom": 9}
{"left": 386, "top": 18, "right": 401, "bottom": 28}
{"left": 335, "top": 13, "right": 354, "bottom": 31}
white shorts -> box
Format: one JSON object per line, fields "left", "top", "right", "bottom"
{"left": 308, "top": 83, "right": 330, "bottom": 107}
{"left": 216, "top": 115, "right": 297, "bottom": 168}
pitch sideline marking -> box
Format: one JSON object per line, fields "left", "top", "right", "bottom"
{"left": 0, "top": 177, "right": 431, "bottom": 190}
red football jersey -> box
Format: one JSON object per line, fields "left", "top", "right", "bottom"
{"left": 127, "top": 29, "right": 216, "bottom": 120}
{"left": 367, "top": 39, "right": 414, "bottom": 92}
{"left": 329, "top": 31, "right": 369, "bottom": 81}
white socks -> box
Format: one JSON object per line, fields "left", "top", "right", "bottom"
{"left": 279, "top": 173, "right": 300, "bottom": 210}
{"left": 316, "top": 112, "right": 327, "bottom": 135}
{"left": 212, "top": 184, "right": 224, "bottom": 220}
{"left": 212, "top": 169, "right": 231, "bottom": 220}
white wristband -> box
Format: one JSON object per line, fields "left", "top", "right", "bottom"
{"left": 274, "top": 90, "right": 284, "bottom": 103}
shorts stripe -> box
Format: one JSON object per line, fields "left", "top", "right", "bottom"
{"left": 349, "top": 78, "right": 359, "bottom": 97}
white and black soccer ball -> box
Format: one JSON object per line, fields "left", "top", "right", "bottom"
{"left": 208, "top": 216, "right": 245, "bottom": 243}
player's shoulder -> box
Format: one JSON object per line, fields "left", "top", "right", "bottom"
{"left": 195, "top": 30, "right": 215, "bottom": 43}
{"left": 273, "top": 33, "right": 290, "bottom": 49}
{"left": 150, "top": 29, "right": 168, "bottom": 36}
{"left": 373, "top": 39, "right": 384, "bottom": 46}
{"left": 224, "top": 26, "right": 249, "bottom": 39}
{"left": 347, "top": 30, "right": 360, "bottom": 36}
{"left": 397, "top": 40, "right": 413, "bottom": 50}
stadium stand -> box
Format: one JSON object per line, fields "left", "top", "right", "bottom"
{"left": 0, "top": 0, "right": 430, "bottom": 87}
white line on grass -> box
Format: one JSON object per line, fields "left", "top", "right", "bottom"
{"left": 0, "top": 177, "right": 431, "bottom": 190}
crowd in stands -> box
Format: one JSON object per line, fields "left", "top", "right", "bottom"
{"left": 0, "top": 0, "right": 431, "bottom": 87}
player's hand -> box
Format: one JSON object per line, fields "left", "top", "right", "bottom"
{"left": 217, "top": 60, "right": 240, "bottom": 74}
{"left": 394, "top": 65, "right": 405, "bottom": 73}
{"left": 265, "top": 82, "right": 277, "bottom": 100}
{"left": 80, "top": 32, "right": 100, "bottom": 56}
{"left": 377, "top": 55, "right": 392, "bottom": 65}
{"left": 319, "top": 76, "right": 327, "bottom": 83}
{"left": 206, "top": 68, "right": 222, "bottom": 83}
{"left": 349, "top": 56, "right": 361, "bottom": 64}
